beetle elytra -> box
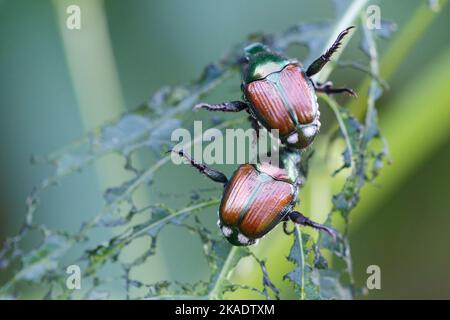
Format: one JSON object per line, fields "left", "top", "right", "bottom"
{"left": 171, "top": 149, "right": 337, "bottom": 246}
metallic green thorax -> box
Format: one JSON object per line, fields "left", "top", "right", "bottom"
{"left": 243, "top": 43, "right": 290, "bottom": 83}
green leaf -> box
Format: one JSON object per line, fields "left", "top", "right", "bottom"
{"left": 0, "top": 232, "right": 72, "bottom": 295}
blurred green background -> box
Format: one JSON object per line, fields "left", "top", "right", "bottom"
{"left": 0, "top": 0, "right": 449, "bottom": 299}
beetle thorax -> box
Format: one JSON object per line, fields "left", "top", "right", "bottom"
{"left": 242, "top": 43, "right": 290, "bottom": 83}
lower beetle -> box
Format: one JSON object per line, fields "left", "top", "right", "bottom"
{"left": 194, "top": 27, "right": 356, "bottom": 149}
{"left": 171, "top": 150, "right": 336, "bottom": 246}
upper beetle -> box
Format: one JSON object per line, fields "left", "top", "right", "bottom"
{"left": 194, "top": 27, "right": 356, "bottom": 149}
{"left": 170, "top": 150, "right": 336, "bottom": 246}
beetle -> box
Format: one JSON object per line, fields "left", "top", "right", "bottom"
{"left": 171, "top": 149, "right": 336, "bottom": 246}
{"left": 194, "top": 27, "right": 356, "bottom": 149}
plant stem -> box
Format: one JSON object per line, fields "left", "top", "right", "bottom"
{"left": 248, "top": 0, "right": 371, "bottom": 300}
{"left": 52, "top": 0, "right": 128, "bottom": 187}
{"left": 350, "top": 45, "right": 450, "bottom": 228}
{"left": 348, "top": 0, "right": 448, "bottom": 117}
{"left": 314, "top": 0, "right": 370, "bottom": 83}
{"left": 295, "top": 227, "right": 306, "bottom": 300}
{"left": 209, "top": 246, "right": 239, "bottom": 300}
{"left": 321, "top": 95, "right": 354, "bottom": 166}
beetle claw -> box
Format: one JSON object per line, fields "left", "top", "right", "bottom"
{"left": 283, "top": 220, "right": 296, "bottom": 235}
{"left": 347, "top": 88, "right": 357, "bottom": 97}
{"left": 289, "top": 211, "right": 340, "bottom": 242}
{"left": 320, "top": 226, "right": 339, "bottom": 242}
{"left": 192, "top": 103, "right": 203, "bottom": 112}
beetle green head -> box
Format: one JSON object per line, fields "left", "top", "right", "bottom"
{"left": 242, "top": 43, "right": 290, "bottom": 83}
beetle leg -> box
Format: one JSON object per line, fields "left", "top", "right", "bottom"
{"left": 169, "top": 149, "right": 228, "bottom": 184}
{"left": 248, "top": 115, "right": 261, "bottom": 140}
{"left": 288, "top": 211, "right": 338, "bottom": 241}
{"left": 293, "top": 176, "right": 305, "bottom": 189}
{"left": 193, "top": 101, "right": 249, "bottom": 112}
{"left": 282, "top": 220, "right": 296, "bottom": 235}
{"left": 306, "top": 26, "right": 355, "bottom": 77}
{"left": 248, "top": 115, "right": 260, "bottom": 161}
{"left": 314, "top": 81, "right": 356, "bottom": 97}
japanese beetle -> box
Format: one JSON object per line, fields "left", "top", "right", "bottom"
{"left": 171, "top": 150, "right": 336, "bottom": 246}
{"left": 194, "top": 27, "right": 356, "bottom": 149}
